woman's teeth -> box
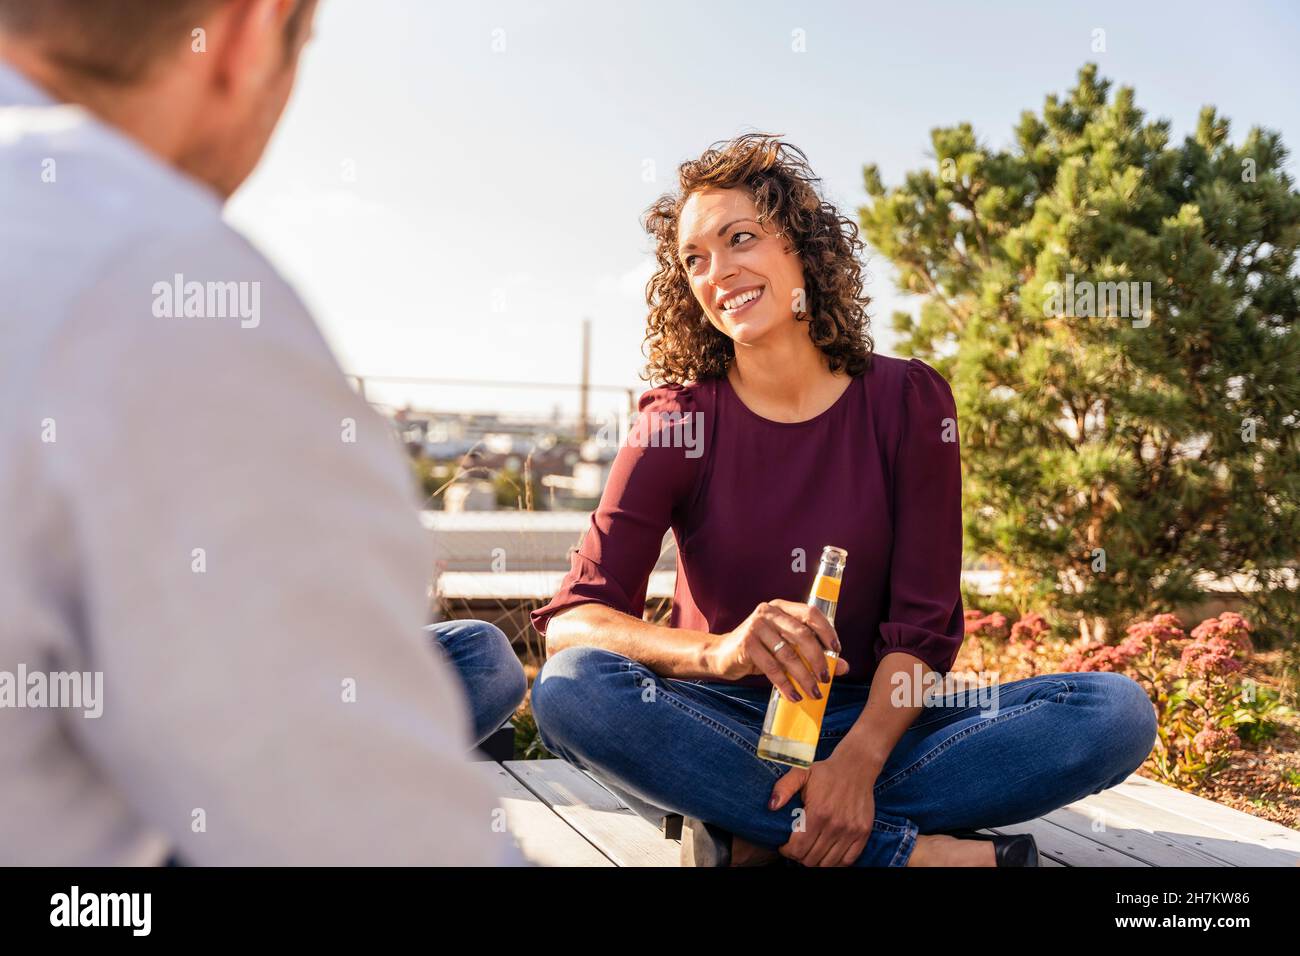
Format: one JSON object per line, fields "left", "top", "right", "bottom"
{"left": 722, "top": 287, "right": 763, "bottom": 313}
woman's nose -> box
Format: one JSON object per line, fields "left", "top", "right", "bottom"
{"left": 707, "top": 254, "right": 738, "bottom": 291}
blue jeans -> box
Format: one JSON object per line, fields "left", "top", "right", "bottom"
{"left": 426, "top": 619, "right": 527, "bottom": 748}
{"left": 531, "top": 647, "right": 1158, "bottom": 866}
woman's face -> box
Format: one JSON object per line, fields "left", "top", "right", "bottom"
{"left": 676, "top": 187, "right": 806, "bottom": 348}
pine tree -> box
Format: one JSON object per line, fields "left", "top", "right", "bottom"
{"left": 860, "top": 64, "right": 1299, "bottom": 646}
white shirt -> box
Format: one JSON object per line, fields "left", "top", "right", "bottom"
{"left": 0, "top": 62, "right": 523, "bottom": 865}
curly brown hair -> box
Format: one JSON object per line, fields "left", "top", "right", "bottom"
{"left": 640, "top": 132, "right": 873, "bottom": 385}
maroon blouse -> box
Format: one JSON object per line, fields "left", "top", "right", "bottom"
{"left": 530, "top": 354, "right": 966, "bottom": 689}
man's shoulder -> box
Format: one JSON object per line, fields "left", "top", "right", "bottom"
{"left": 0, "top": 92, "right": 276, "bottom": 356}
{"left": 0, "top": 94, "right": 224, "bottom": 242}
{"left": 0, "top": 103, "right": 339, "bottom": 445}
{"left": 54, "top": 226, "right": 333, "bottom": 405}
{"left": 20, "top": 215, "right": 340, "bottom": 464}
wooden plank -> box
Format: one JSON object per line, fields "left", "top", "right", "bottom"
{"left": 983, "top": 817, "right": 1151, "bottom": 867}
{"left": 582, "top": 767, "right": 1075, "bottom": 868}
{"left": 1026, "top": 793, "right": 1233, "bottom": 867}
{"left": 589, "top": 767, "right": 1068, "bottom": 868}
{"left": 504, "top": 760, "right": 680, "bottom": 867}
{"left": 1115, "top": 774, "right": 1300, "bottom": 857}
{"left": 501, "top": 760, "right": 1300, "bottom": 869}
{"left": 1060, "top": 789, "right": 1282, "bottom": 867}
{"left": 582, "top": 769, "right": 682, "bottom": 837}
{"left": 475, "top": 763, "right": 612, "bottom": 867}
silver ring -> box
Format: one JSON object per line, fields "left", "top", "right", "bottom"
{"left": 771, "top": 640, "right": 787, "bottom": 653}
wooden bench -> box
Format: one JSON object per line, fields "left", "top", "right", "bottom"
{"left": 478, "top": 758, "right": 1300, "bottom": 867}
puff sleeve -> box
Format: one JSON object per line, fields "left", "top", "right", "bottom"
{"left": 875, "top": 358, "right": 966, "bottom": 676}
{"left": 530, "top": 384, "right": 704, "bottom": 638}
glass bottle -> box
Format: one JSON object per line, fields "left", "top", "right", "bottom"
{"left": 756, "top": 546, "right": 847, "bottom": 767}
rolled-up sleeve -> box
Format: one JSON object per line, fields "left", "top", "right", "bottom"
{"left": 875, "top": 358, "right": 965, "bottom": 676}
{"left": 531, "top": 384, "right": 703, "bottom": 637}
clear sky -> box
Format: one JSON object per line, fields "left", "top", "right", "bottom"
{"left": 226, "top": 0, "right": 1300, "bottom": 419}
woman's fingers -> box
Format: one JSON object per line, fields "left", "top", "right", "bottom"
{"left": 768, "top": 768, "right": 807, "bottom": 810}
{"left": 741, "top": 599, "right": 844, "bottom": 698}
{"left": 746, "top": 622, "right": 804, "bottom": 703}
{"left": 762, "top": 605, "right": 834, "bottom": 694}
{"left": 765, "top": 609, "right": 828, "bottom": 676}
{"left": 838, "top": 835, "right": 868, "bottom": 867}
{"left": 760, "top": 619, "right": 824, "bottom": 698}
{"left": 771, "top": 599, "right": 840, "bottom": 654}
{"left": 801, "top": 825, "right": 840, "bottom": 868}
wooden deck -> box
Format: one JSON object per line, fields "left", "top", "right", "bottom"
{"left": 478, "top": 759, "right": 1300, "bottom": 867}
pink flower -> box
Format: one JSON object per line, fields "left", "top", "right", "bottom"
{"left": 1190, "top": 612, "right": 1253, "bottom": 654}
{"left": 1124, "top": 613, "right": 1186, "bottom": 646}
{"left": 1061, "top": 640, "right": 1105, "bottom": 671}
{"left": 1114, "top": 635, "right": 1147, "bottom": 665}
{"left": 1010, "top": 613, "right": 1050, "bottom": 646}
{"left": 1181, "top": 636, "right": 1244, "bottom": 678}
{"left": 1191, "top": 725, "right": 1240, "bottom": 757}
{"left": 965, "top": 611, "right": 1009, "bottom": 640}
{"left": 1079, "top": 645, "right": 1127, "bottom": 672}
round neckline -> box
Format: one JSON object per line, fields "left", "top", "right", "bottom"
{"left": 721, "top": 371, "right": 859, "bottom": 428}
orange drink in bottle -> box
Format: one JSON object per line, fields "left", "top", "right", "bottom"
{"left": 756, "top": 546, "right": 846, "bottom": 767}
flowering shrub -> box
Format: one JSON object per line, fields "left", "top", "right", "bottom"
{"left": 996, "top": 613, "right": 1052, "bottom": 677}
{"left": 964, "top": 609, "right": 1009, "bottom": 640}
{"left": 1062, "top": 612, "right": 1263, "bottom": 783}
{"left": 960, "top": 609, "right": 1008, "bottom": 672}
{"left": 1009, "top": 612, "right": 1050, "bottom": 645}
{"left": 964, "top": 608, "right": 1279, "bottom": 788}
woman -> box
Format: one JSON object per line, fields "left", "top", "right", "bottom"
{"left": 529, "top": 133, "right": 1156, "bottom": 867}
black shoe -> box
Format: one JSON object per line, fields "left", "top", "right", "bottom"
{"left": 947, "top": 828, "right": 1040, "bottom": 867}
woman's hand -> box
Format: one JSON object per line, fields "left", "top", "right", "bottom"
{"left": 768, "top": 751, "right": 876, "bottom": 867}
{"left": 708, "top": 599, "right": 845, "bottom": 701}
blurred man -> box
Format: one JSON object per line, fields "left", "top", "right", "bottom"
{"left": 0, "top": 0, "right": 524, "bottom": 864}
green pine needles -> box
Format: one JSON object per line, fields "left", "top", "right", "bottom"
{"left": 860, "top": 64, "right": 1299, "bottom": 647}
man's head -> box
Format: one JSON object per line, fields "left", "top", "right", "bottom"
{"left": 0, "top": 0, "right": 319, "bottom": 197}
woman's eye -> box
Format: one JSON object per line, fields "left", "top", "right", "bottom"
{"left": 682, "top": 233, "right": 750, "bottom": 270}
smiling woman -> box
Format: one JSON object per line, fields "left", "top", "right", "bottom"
{"left": 640, "top": 132, "right": 872, "bottom": 387}
{"left": 528, "top": 132, "right": 1155, "bottom": 869}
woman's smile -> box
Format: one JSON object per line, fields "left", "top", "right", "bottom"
{"left": 720, "top": 284, "right": 764, "bottom": 318}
